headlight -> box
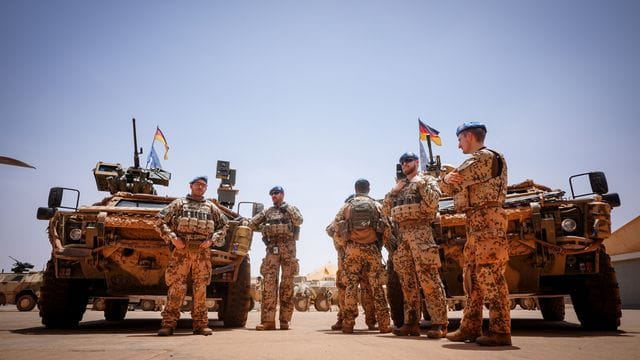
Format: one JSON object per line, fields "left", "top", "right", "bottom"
{"left": 69, "top": 228, "right": 82, "bottom": 241}
{"left": 561, "top": 218, "right": 577, "bottom": 233}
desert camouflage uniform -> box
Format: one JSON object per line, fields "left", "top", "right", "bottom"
{"left": 156, "top": 195, "right": 228, "bottom": 330}
{"left": 333, "top": 195, "right": 391, "bottom": 332}
{"left": 326, "top": 223, "right": 377, "bottom": 329}
{"left": 249, "top": 202, "right": 303, "bottom": 326}
{"left": 383, "top": 174, "right": 448, "bottom": 329}
{"left": 439, "top": 147, "right": 510, "bottom": 336}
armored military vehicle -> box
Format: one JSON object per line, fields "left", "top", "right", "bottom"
{"left": 0, "top": 257, "right": 42, "bottom": 311}
{"left": 387, "top": 167, "right": 622, "bottom": 331}
{"left": 36, "top": 120, "right": 262, "bottom": 328}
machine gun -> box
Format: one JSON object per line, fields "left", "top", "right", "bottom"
{"left": 93, "top": 118, "right": 171, "bottom": 195}
{"left": 422, "top": 134, "right": 443, "bottom": 177}
{"left": 9, "top": 256, "right": 34, "bottom": 273}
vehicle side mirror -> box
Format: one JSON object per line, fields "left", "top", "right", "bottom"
{"left": 601, "top": 193, "right": 621, "bottom": 208}
{"left": 48, "top": 187, "right": 64, "bottom": 208}
{"left": 589, "top": 171, "right": 608, "bottom": 195}
{"left": 252, "top": 203, "right": 264, "bottom": 217}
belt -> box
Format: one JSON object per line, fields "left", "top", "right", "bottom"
{"left": 178, "top": 234, "right": 209, "bottom": 241}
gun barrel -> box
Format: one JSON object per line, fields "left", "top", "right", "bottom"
{"left": 133, "top": 118, "right": 140, "bottom": 168}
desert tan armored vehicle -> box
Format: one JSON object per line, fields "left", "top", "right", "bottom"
{"left": 387, "top": 166, "right": 622, "bottom": 331}
{"left": 0, "top": 257, "right": 42, "bottom": 311}
{"left": 36, "top": 120, "right": 262, "bottom": 328}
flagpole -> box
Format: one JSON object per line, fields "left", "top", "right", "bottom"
{"left": 146, "top": 127, "right": 159, "bottom": 169}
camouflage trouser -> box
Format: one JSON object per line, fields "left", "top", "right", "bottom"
{"left": 336, "top": 253, "right": 376, "bottom": 326}
{"left": 161, "top": 246, "right": 212, "bottom": 329}
{"left": 460, "top": 208, "right": 510, "bottom": 335}
{"left": 261, "top": 238, "right": 299, "bottom": 324}
{"left": 393, "top": 222, "right": 448, "bottom": 327}
{"left": 342, "top": 242, "right": 390, "bottom": 329}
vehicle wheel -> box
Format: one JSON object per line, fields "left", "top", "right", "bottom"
{"left": 294, "top": 295, "right": 309, "bottom": 312}
{"left": 222, "top": 257, "right": 251, "bottom": 327}
{"left": 39, "top": 260, "right": 90, "bottom": 328}
{"left": 519, "top": 297, "right": 537, "bottom": 310}
{"left": 386, "top": 257, "right": 404, "bottom": 327}
{"left": 104, "top": 299, "right": 128, "bottom": 321}
{"left": 570, "top": 248, "right": 621, "bottom": 330}
{"left": 140, "top": 299, "right": 156, "bottom": 311}
{"left": 16, "top": 293, "right": 37, "bottom": 311}
{"left": 247, "top": 298, "right": 255, "bottom": 312}
{"left": 0, "top": 293, "right": 6, "bottom": 306}
{"left": 314, "top": 296, "right": 331, "bottom": 312}
{"left": 509, "top": 298, "right": 517, "bottom": 310}
{"left": 539, "top": 297, "right": 565, "bottom": 321}
{"left": 92, "top": 298, "right": 106, "bottom": 311}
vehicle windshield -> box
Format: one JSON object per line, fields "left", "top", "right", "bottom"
{"left": 115, "top": 200, "right": 167, "bottom": 209}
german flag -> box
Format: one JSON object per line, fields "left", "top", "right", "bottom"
{"left": 154, "top": 127, "right": 170, "bottom": 160}
{"left": 419, "top": 120, "right": 442, "bottom": 146}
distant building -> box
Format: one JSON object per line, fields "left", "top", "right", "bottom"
{"left": 605, "top": 216, "right": 640, "bottom": 309}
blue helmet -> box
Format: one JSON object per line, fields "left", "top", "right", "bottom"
{"left": 189, "top": 175, "right": 208, "bottom": 184}
{"left": 399, "top": 152, "right": 419, "bottom": 163}
{"left": 456, "top": 122, "right": 487, "bottom": 137}
{"left": 269, "top": 186, "right": 284, "bottom": 195}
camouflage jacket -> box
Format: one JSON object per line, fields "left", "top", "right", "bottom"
{"left": 249, "top": 202, "right": 303, "bottom": 240}
{"left": 156, "top": 194, "right": 228, "bottom": 244}
{"left": 439, "top": 147, "right": 508, "bottom": 212}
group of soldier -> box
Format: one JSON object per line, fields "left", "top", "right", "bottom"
{"left": 153, "top": 121, "right": 512, "bottom": 347}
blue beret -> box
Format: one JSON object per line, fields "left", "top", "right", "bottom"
{"left": 456, "top": 122, "right": 487, "bottom": 137}
{"left": 269, "top": 186, "right": 284, "bottom": 195}
{"left": 399, "top": 152, "right": 419, "bottom": 163}
{"left": 190, "top": 175, "right": 208, "bottom": 184}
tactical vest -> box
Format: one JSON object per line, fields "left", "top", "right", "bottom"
{"left": 262, "top": 208, "right": 293, "bottom": 238}
{"left": 345, "top": 196, "right": 379, "bottom": 244}
{"left": 174, "top": 198, "right": 216, "bottom": 237}
{"left": 391, "top": 179, "right": 436, "bottom": 223}
{"left": 454, "top": 148, "right": 507, "bottom": 212}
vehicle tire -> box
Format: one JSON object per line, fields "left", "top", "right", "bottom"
{"left": 519, "top": 297, "right": 537, "bottom": 310}
{"left": 104, "top": 299, "right": 128, "bottom": 321}
{"left": 385, "top": 257, "right": 404, "bottom": 327}
{"left": 222, "top": 257, "right": 251, "bottom": 328}
{"left": 140, "top": 299, "right": 156, "bottom": 311}
{"left": 294, "top": 295, "right": 309, "bottom": 312}
{"left": 314, "top": 296, "right": 331, "bottom": 312}
{"left": 39, "top": 260, "right": 90, "bottom": 328}
{"left": 0, "top": 293, "right": 6, "bottom": 306}
{"left": 92, "top": 298, "right": 106, "bottom": 311}
{"left": 16, "top": 293, "right": 37, "bottom": 311}
{"left": 509, "top": 298, "right": 517, "bottom": 310}
{"left": 539, "top": 297, "right": 565, "bottom": 321}
{"left": 570, "top": 248, "right": 621, "bottom": 330}
{"left": 247, "top": 298, "right": 255, "bottom": 312}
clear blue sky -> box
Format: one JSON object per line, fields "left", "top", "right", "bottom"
{"left": 1, "top": 0, "right": 638, "bottom": 276}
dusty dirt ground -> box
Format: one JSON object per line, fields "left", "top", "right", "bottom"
{"left": 1, "top": 305, "right": 639, "bottom": 360}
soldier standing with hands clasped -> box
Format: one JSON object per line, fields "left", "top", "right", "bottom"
{"left": 439, "top": 122, "right": 511, "bottom": 346}
{"left": 249, "top": 186, "right": 303, "bottom": 331}
{"left": 383, "top": 152, "right": 449, "bottom": 339}
{"left": 156, "top": 175, "right": 228, "bottom": 336}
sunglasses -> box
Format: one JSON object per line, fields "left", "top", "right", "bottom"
{"left": 401, "top": 159, "right": 416, "bottom": 165}
{"left": 270, "top": 191, "right": 282, "bottom": 195}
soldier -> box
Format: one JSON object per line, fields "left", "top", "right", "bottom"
{"left": 156, "top": 175, "right": 228, "bottom": 336}
{"left": 439, "top": 122, "right": 511, "bottom": 346}
{"left": 382, "top": 152, "right": 448, "bottom": 339}
{"left": 249, "top": 186, "right": 303, "bottom": 330}
{"left": 326, "top": 210, "right": 378, "bottom": 331}
{"left": 332, "top": 179, "right": 391, "bottom": 334}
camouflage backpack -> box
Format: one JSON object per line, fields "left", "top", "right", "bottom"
{"left": 348, "top": 196, "right": 378, "bottom": 231}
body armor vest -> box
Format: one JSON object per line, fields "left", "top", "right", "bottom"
{"left": 262, "top": 208, "right": 293, "bottom": 237}
{"left": 391, "top": 179, "right": 436, "bottom": 223}
{"left": 174, "top": 199, "right": 216, "bottom": 237}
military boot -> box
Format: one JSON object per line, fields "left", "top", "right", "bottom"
{"left": 378, "top": 324, "right": 392, "bottom": 334}
{"left": 255, "top": 322, "right": 276, "bottom": 331}
{"left": 392, "top": 324, "right": 420, "bottom": 336}
{"left": 193, "top": 327, "right": 213, "bottom": 336}
{"left": 366, "top": 322, "right": 378, "bottom": 331}
{"left": 157, "top": 326, "right": 174, "bottom": 336}
{"left": 445, "top": 328, "right": 481, "bottom": 342}
{"left": 280, "top": 321, "right": 290, "bottom": 330}
{"left": 342, "top": 324, "right": 354, "bottom": 334}
{"left": 426, "top": 324, "right": 447, "bottom": 339}
{"left": 476, "top": 334, "right": 512, "bottom": 346}
{"left": 331, "top": 320, "right": 343, "bottom": 331}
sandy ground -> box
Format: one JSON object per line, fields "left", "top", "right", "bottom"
{"left": 1, "top": 305, "right": 639, "bottom": 360}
